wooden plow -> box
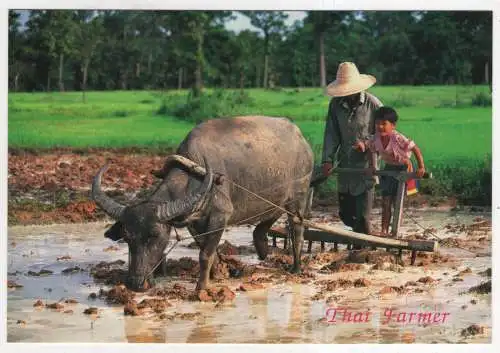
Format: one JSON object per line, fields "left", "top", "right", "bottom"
{"left": 267, "top": 167, "right": 437, "bottom": 265}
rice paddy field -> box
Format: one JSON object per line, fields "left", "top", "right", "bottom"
{"left": 8, "top": 85, "right": 492, "bottom": 204}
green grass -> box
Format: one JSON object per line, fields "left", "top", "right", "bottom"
{"left": 8, "top": 86, "right": 492, "bottom": 204}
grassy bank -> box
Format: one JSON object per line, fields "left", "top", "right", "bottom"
{"left": 8, "top": 86, "right": 492, "bottom": 205}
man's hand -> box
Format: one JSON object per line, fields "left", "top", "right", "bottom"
{"left": 322, "top": 162, "right": 333, "bottom": 177}
{"left": 353, "top": 141, "right": 366, "bottom": 152}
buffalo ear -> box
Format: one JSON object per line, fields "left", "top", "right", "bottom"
{"left": 104, "top": 222, "right": 125, "bottom": 241}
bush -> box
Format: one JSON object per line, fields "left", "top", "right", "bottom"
{"left": 471, "top": 92, "right": 492, "bottom": 107}
{"left": 157, "top": 89, "right": 254, "bottom": 123}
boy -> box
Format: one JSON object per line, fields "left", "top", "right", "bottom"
{"left": 353, "top": 106, "right": 425, "bottom": 237}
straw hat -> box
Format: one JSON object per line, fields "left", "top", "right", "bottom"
{"left": 325, "top": 62, "right": 376, "bottom": 97}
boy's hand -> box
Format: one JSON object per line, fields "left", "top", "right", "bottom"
{"left": 353, "top": 141, "right": 366, "bottom": 152}
{"left": 322, "top": 162, "right": 333, "bottom": 176}
{"left": 416, "top": 167, "right": 425, "bottom": 178}
{"left": 365, "top": 166, "right": 376, "bottom": 176}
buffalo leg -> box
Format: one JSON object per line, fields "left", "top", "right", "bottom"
{"left": 253, "top": 217, "right": 280, "bottom": 260}
{"left": 288, "top": 213, "right": 304, "bottom": 274}
{"left": 196, "top": 227, "right": 225, "bottom": 291}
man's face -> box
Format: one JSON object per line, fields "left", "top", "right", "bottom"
{"left": 345, "top": 93, "right": 360, "bottom": 106}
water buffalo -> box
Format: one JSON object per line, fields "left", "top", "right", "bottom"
{"left": 91, "top": 115, "right": 314, "bottom": 292}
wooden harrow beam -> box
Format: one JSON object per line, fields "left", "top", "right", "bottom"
{"left": 267, "top": 220, "right": 438, "bottom": 265}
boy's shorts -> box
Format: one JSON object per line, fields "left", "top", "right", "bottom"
{"left": 380, "top": 164, "right": 407, "bottom": 197}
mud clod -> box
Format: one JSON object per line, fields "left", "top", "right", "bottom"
{"left": 468, "top": 281, "right": 491, "bottom": 294}
{"left": 90, "top": 260, "right": 127, "bottom": 285}
{"left": 417, "top": 276, "right": 436, "bottom": 284}
{"left": 379, "top": 286, "right": 405, "bottom": 295}
{"left": 33, "top": 300, "right": 44, "bottom": 307}
{"left": 124, "top": 301, "right": 142, "bottom": 316}
{"left": 457, "top": 268, "right": 473, "bottom": 276}
{"left": 27, "top": 269, "right": 53, "bottom": 276}
{"left": 64, "top": 298, "right": 79, "bottom": 304}
{"left": 61, "top": 266, "right": 84, "bottom": 274}
{"left": 461, "top": 324, "right": 486, "bottom": 337}
{"left": 405, "top": 281, "right": 418, "bottom": 287}
{"left": 57, "top": 255, "right": 72, "bottom": 261}
{"left": 83, "top": 307, "right": 98, "bottom": 315}
{"left": 239, "top": 281, "right": 265, "bottom": 291}
{"left": 354, "top": 278, "right": 371, "bottom": 287}
{"left": 197, "top": 286, "right": 235, "bottom": 303}
{"left": 100, "top": 284, "right": 136, "bottom": 304}
{"left": 46, "top": 302, "right": 64, "bottom": 310}
{"left": 7, "top": 280, "right": 23, "bottom": 289}
{"left": 479, "top": 268, "right": 491, "bottom": 277}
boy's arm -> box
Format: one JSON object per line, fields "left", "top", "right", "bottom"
{"left": 411, "top": 144, "right": 425, "bottom": 177}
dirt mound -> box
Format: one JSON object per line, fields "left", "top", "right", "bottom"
{"left": 90, "top": 260, "right": 127, "bottom": 285}
{"left": 197, "top": 286, "right": 236, "bottom": 303}
{"left": 100, "top": 284, "right": 136, "bottom": 304}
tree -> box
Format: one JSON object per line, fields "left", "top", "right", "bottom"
{"left": 241, "top": 11, "right": 288, "bottom": 89}
{"left": 304, "top": 11, "right": 347, "bottom": 87}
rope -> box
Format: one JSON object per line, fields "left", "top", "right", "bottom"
{"left": 144, "top": 199, "right": 298, "bottom": 282}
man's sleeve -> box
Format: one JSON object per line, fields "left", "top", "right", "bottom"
{"left": 322, "top": 99, "right": 341, "bottom": 163}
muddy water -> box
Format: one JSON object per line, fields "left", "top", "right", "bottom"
{"left": 7, "top": 210, "right": 491, "bottom": 343}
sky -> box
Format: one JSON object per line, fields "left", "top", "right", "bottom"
{"left": 226, "top": 11, "right": 307, "bottom": 33}
{"left": 16, "top": 10, "right": 307, "bottom": 33}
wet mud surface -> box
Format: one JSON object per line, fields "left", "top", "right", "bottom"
{"left": 7, "top": 210, "right": 491, "bottom": 343}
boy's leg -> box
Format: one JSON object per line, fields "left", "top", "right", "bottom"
{"left": 381, "top": 196, "right": 392, "bottom": 236}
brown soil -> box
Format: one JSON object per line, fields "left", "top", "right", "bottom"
{"left": 7, "top": 149, "right": 464, "bottom": 226}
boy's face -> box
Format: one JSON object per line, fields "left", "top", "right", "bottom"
{"left": 376, "top": 119, "right": 395, "bottom": 136}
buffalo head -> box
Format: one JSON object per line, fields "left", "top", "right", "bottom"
{"left": 91, "top": 159, "right": 214, "bottom": 291}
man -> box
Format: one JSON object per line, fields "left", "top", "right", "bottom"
{"left": 321, "top": 62, "right": 383, "bottom": 236}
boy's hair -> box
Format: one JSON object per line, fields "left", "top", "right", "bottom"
{"left": 373, "top": 106, "right": 398, "bottom": 124}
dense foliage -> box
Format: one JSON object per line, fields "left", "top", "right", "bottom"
{"left": 9, "top": 10, "right": 492, "bottom": 93}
